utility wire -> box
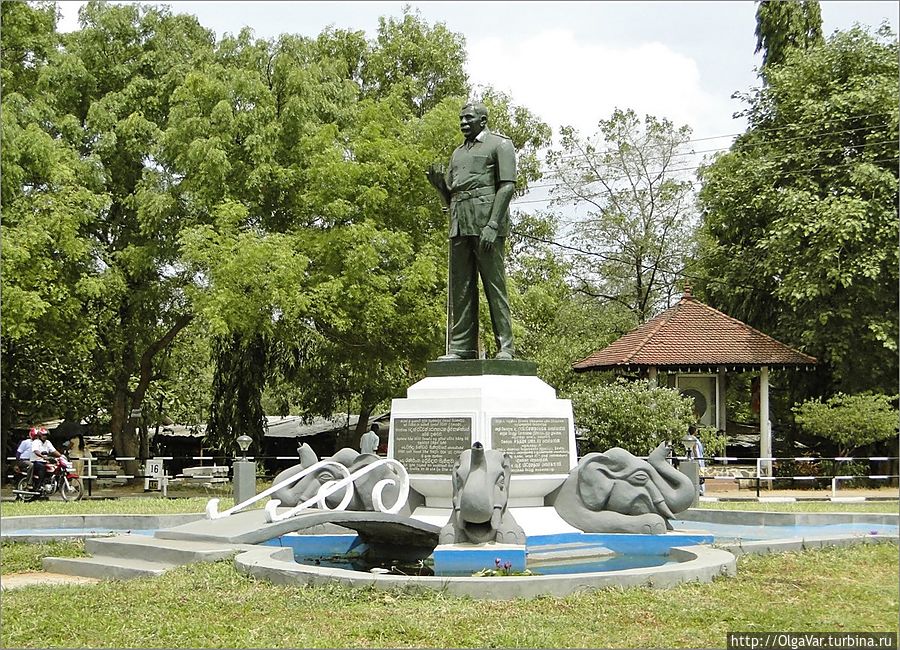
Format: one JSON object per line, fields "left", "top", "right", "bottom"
{"left": 545, "top": 112, "right": 896, "bottom": 164}
{"left": 526, "top": 139, "right": 898, "bottom": 191}
{"left": 536, "top": 124, "right": 896, "bottom": 178}
{"left": 512, "top": 156, "right": 899, "bottom": 206}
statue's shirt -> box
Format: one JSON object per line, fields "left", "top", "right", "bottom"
{"left": 446, "top": 129, "right": 516, "bottom": 237}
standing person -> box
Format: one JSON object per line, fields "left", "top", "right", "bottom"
{"left": 426, "top": 101, "right": 517, "bottom": 361}
{"left": 687, "top": 424, "right": 706, "bottom": 496}
{"left": 28, "top": 426, "right": 59, "bottom": 488}
{"left": 360, "top": 424, "right": 381, "bottom": 456}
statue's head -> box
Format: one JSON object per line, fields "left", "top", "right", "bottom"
{"left": 459, "top": 101, "right": 488, "bottom": 141}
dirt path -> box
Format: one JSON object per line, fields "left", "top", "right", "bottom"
{"left": 0, "top": 572, "right": 100, "bottom": 590}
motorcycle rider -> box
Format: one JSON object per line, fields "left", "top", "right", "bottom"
{"left": 27, "top": 426, "right": 59, "bottom": 489}
{"left": 14, "top": 429, "right": 36, "bottom": 480}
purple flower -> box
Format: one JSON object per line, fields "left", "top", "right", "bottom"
{"left": 869, "top": 530, "right": 878, "bottom": 536}
{"left": 494, "top": 558, "right": 502, "bottom": 567}
{"left": 503, "top": 561, "right": 512, "bottom": 571}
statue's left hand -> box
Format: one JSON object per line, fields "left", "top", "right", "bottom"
{"left": 479, "top": 224, "right": 498, "bottom": 249}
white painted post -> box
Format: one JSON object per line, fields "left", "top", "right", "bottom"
{"left": 718, "top": 366, "right": 727, "bottom": 465}
{"left": 759, "top": 366, "right": 771, "bottom": 478}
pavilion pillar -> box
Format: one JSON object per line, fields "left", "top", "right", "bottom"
{"left": 717, "top": 365, "right": 727, "bottom": 464}
{"left": 759, "top": 365, "right": 771, "bottom": 478}
{"left": 647, "top": 367, "right": 657, "bottom": 386}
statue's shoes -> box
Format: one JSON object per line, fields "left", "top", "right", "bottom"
{"left": 494, "top": 350, "right": 514, "bottom": 360}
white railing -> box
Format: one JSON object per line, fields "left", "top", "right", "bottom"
{"left": 264, "top": 458, "right": 409, "bottom": 523}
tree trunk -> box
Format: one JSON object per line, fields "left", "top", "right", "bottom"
{"left": 351, "top": 406, "right": 373, "bottom": 453}
{"left": 110, "top": 314, "right": 193, "bottom": 482}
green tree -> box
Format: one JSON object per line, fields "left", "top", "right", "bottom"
{"left": 755, "top": 0, "right": 824, "bottom": 71}
{"left": 506, "top": 211, "right": 634, "bottom": 391}
{"left": 696, "top": 25, "right": 899, "bottom": 398}
{"left": 1, "top": 1, "right": 216, "bottom": 474}
{"left": 566, "top": 378, "right": 695, "bottom": 454}
{"left": 793, "top": 393, "right": 898, "bottom": 457}
{"left": 545, "top": 108, "right": 698, "bottom": 323}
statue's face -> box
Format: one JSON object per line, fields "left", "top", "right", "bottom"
{"left": 459, "top": 106, "right": 486, "bottom": 140}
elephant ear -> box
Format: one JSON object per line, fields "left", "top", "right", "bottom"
{"left": 576, "top": 454, "right": 613, "bottom": 511}
{"left": 298, "top": 443, "right": 318, "bottom": 468}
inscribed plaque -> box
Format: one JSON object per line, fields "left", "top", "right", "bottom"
{"left": 490, "top": 417, "right": 571, "bottom": 474}
{"left": 392, "top": 417, "right": 472, "bottom": 473}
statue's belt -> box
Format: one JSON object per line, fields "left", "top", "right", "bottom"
{"left": 450, "top": 186, "right": 496, "bottom": 203}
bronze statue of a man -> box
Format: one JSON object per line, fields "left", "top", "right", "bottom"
{"left": 426, "top": 101, "right": 516, "bottom": 360}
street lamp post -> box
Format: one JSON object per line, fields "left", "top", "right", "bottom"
{"left": 232, "top": 433, "right": 256, "bottom": 506}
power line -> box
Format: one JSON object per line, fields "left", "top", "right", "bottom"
{"left": 512, "top": 156, "right": 899, "bottom": 206}
{"left": 544, "top": 112, "right": 896, "bottom": 164}
{"left": 525, "top": 139, "right": 898, "bottom": 192}
{"left": 538, "top": 122, "right": 896, "bottom": 174}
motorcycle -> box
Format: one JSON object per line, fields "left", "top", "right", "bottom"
{"left": 14, "top": 454, "right": 84, "bottom": 502}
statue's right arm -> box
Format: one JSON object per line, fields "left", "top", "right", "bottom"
{"left": 426, "top": 164, "right": 451, "bottom": 209}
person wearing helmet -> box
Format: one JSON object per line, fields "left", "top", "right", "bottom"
{"left": 27, "top": 426, "right": 58, "bottom": 489}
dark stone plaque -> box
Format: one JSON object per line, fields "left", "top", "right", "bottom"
{"left": 490, "top": 417, "right": 571, "bottom": 474}
{"left": 392, "top": 417, "right": 472, "bottom": 473}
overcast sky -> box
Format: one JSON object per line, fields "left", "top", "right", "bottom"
{"left": 56, "top": 0, "right": 897, "bottom": 149}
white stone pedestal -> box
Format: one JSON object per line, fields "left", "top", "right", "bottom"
{"left": 388, "top": 367, "right": 576, "bottom": 508}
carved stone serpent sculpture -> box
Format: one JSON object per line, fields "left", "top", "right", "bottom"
{"left": 439, "top": 442, "right": 525, "bottom": 545}
{"left": 553, "top": 441, "right": 696, "bottom": 535}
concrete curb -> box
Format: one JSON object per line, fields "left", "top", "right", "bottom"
{"left": 680, "top": 508, "right": 899, "bottom": 527}
{"left": 0, "top": 513, "right": 205, "bottom": 542}
{"left": 233, "top": 543, "right": 737, "bottom": 599}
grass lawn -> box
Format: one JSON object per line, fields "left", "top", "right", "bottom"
{"left": 0, "top": 542, "right": 896, "bottom": 648}
{"left": 1, "top": 496, "right": 896, "bottom": 518}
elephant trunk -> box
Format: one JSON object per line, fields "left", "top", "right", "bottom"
{"left": 459, "top": 443, "right": 492, "bottom": 524}
{"left": 646, "top": 443, "right": 695, "bottom": 515}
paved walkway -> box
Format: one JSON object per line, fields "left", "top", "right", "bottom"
{"left": 0, "top": 571, "right": 100, "bottom": 590}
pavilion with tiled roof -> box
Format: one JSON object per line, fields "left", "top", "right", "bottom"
{"left": 572, "top": 286, "right": 816, "bottom": 469}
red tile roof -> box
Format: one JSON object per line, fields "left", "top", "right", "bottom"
{"left": 572, "top": 288, "right": 817, "bottom": 372}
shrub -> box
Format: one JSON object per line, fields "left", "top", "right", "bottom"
{"left": 694, "top": 425, "right": 728, "bottom": 458}
{"left": 567, "top": 378, "right": 695, "bottom": 455}
{"left": 793, "top": 392, "right": 898, "bottom": 457}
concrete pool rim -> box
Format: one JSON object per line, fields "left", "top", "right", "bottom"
{"left": 2, "top": 508, "right": 897, "bottom": 598}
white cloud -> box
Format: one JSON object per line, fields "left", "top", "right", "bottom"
{"left": 56, "top": 1, "right": 86, "bottom": 33}
{"left": 466, "top": 29, "right": 744, "bottom": 145}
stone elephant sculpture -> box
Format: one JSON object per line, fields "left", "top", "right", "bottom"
{"left": 271, "top": 444, "right": 404, "bottom": 513}
{"left": 439, "top": 442, "right": 525, "bottom": 545}
{"left": 552, "top": 441, "right": 695, "bottom": 535}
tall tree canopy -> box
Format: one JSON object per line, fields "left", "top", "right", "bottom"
{"left": 1, "top": 2, "right": 551, "bottom": 458}
{"left": 696, "top": 24, "right": 898, "bottom": 398}
{"left": 2, "top": 1, "right": 215, "bottom": 471}
{"left": 544, "top": 108, "right": 698, "bottom": 323}
{"left": 755, "top": 0, "right": 824, "bottom": 71}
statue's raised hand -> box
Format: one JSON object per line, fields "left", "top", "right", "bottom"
{"left": 425, "top": 164, "right": 447, "bottom": 192}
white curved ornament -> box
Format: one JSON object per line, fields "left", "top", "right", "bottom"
{"left": 207, "top": 459, "right": 351, "bottom": 520}
{"left": 266, "top": 457, "right": 410, "bottom": 522}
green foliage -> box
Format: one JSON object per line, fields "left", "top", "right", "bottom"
{"left": 566, "top": 378, "right": 696, "bottom": 454}
{"left": 546, "top": 108, "right": 697, "bottom": 322}
{"left": 507, "top": 211, "right": 635, "bottom": 391}
{"left": 693, "top": 425, "right": 728, "bottom": 458}
{"left": 793, "top": 392, "right": 898, "bottom": 455}
{"left": 755, "top": 0, "right": 824, "bottom": 71}
{"left": 696, "top": 25, "right": 899, "bottom": 398}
